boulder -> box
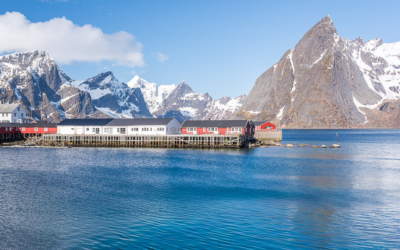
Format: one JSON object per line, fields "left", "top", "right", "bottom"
{"left": 285, "top": 143, "right": 294, "bottom": 148}
{"left": 330, "top": 144, "right": 340, "bottom": 148}
{"left": 321, "top": 145, "right": 327, "bottom": 148}
{"left": 312, "top": 145, "right": 319, "bottom": 148}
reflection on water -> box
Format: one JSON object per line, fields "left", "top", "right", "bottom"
{"left": 0, "top": 130, "right": 400, "bottom": 249}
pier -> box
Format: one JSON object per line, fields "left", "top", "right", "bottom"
{"left": 255, "top": 130, "right": 282, "bottom": 141}
{"left": 41, "top": 134, "right": 247, "bottom": 148}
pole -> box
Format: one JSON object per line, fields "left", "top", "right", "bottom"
{"left": 336, "top": 133, "right": 340, "bottom": 145}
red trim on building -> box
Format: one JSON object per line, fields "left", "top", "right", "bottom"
{"left": 255, "top": 122, "right": 277, "bottom": 131}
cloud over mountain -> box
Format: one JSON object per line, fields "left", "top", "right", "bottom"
{"left": 0, "top": 11, "right": 144, "bottom": 67}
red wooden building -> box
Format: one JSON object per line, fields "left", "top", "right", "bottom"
{"left": 17, "top": 121, "right": 58, "bottom": 136}
{"left": 181, "top": 120, "right": 255, "bottom": 137}
{"left": 0, "top": 123, "right": 20, "bottom": 143}
{"left": 253, "top": 121, "right": 277, "bottom": 131}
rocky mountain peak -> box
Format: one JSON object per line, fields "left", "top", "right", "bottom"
{"left": 365, "top": 38, "right": 384, "bottom": 50}
{"left": 175, "top": 80, "right": 193, "bottom": 94}
{"left": 354, "top": 36, "right": 364, "bottom": 45}
{"left": 0, "top": 50, "right": 40, "bottom": 69}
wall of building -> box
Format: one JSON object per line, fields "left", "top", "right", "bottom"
{"left": 181, "top": 125, "right": 249, "bottom": 136}
{"left": 0, "top": 126, "right": 18, "bottom": 134}
{"left": 0, "top": 105, "right": 28, "bottom": 123}
{"left": 166, "top": 119, "right": 181, "bottom": 134}
{"left": 19, "top": 127, "right": 58, "bottom": 134}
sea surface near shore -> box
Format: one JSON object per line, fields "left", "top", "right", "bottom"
{"left": 1, "top": 129, "right": 399, "bottom": 249}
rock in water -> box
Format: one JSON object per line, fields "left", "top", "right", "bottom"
{"left": 321, "top": 145, "right": 327, "bottom": 148}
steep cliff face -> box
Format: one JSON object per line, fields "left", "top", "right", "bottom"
{"left": 235, "top": 15, "right": 400, "bottom": 128}
{"left": 0, "top": 51, "right": 101, "bottom": 122}
{"left": 129, "top": 76, "right": 246, "bottom": 122}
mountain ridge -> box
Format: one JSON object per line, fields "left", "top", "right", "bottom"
{"left": 233, "top": 15, "right": 400, "bottom": 128}
{"left": 1, "top": 50, "right": 245, "bottom": 122}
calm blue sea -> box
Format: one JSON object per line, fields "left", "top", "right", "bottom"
{"left": 1, "top": 130, "right": 400, "bottom": 249}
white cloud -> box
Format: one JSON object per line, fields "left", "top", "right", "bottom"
{"left": 157, "top": 52, "right": 168, "bottom": 62}
{"left": 0, "top": 12, "right": 144, "bottom": 67}
{"left": 125, "top": 70, "right": 146, "bottom": 75}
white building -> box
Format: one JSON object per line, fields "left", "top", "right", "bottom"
{"left": 0, "top": 103, "right": 29, "bottom": 123}
{"left": 57, "top": 118, "right": 181, "bottom": 135}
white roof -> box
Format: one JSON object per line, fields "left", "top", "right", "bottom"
{"left": 0, "top": 104, "right": 20, "bottom": 113}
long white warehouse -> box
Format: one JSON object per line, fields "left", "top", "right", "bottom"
{"left": 57, "top": 118, "right": 181, "bottom": 135}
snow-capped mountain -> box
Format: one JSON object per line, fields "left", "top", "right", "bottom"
{"left": 0, "top": 50, "right": 151, "bottom": 122}
{"left": 129, "top": 76, "right": 246, "bottom": 122}
{"left": 0, "top": 50, "right": 102, "bottom": 122}
{"left": 65, "top": 71, "right": 151, "bottom": 118}
{"left": 0, "top": 50, "right": 244, "bottom": 123}
{"left": 235, "top": 15, "right": 400, "bottom": 128}
{"left": 127, "top": 75, "right": 176, "bottom": 114}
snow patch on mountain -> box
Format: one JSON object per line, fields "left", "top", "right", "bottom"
{"left": 127, "top": 75, "right": 176, "bottom": 114}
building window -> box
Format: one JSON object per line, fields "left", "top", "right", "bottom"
{"left": 141, "top": 128, "right": 150, "bottom": 131}
{"left": 44, "top": 127, "right": 48, "bottom": 132}
{"left": 34, "top": 127, "right": 38, "bottom": 132}
{"left": 117, "top": 128, "right": 126, "bottom": 134}
{"left": 187, "top": 127, "right": 196, "bottom": 132}
{"left": 71, "top": 128, "right": 74, "bottom": 130}
{"left": 131, "top": 127, "right": 139, "bottom": 132}
{"left": 14, "top": 113, "right": 16, "bottom": 117}
{"left": 203, "top": 127, "right": 206, "bottom": 132}
{"left": 5, "top": 127, "right": 8, "bottom": 131}
{"left": 22, "top": 127, "right": 25, "bottom": 131}
{"left": 208, "top": 127, "right": 217, "bottom": 132}
{"left": 86, "top": 128, "right": 89, "bottom": 131}
{"left": 104, "top": 128, "right": 113, "bottom": 134}
{"left": 18, "top": 107, "right": 20, "bottom": 111}
{"left": 21, "top": 113, "right": 24, "bottom": 117}
{"left": 231, "top": 127, "right": 241, "bottom": 132}
{"left": 92, "top": 128, "right": 99, "bottom": 134}
{"left": 157, "top": 127, "right": 165, "bottom": 131}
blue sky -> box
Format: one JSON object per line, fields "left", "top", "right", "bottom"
{"left": 1, "top": 0, "right": 400, "bottom": 99}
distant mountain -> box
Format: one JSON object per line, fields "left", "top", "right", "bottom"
{"left": 0, "top": 50, "right": 103, "bottom": 122}
{"left": 64, "top": 71, "right": 152, "bottom": 118}
{"left": 234, "top": 15, "right": 400, "bottom": 128}
{"left": 128, "top": 76, "right": 246, "bottom": 122}
{"left": 0, "top": 50, "right": 244, "bottom": 122}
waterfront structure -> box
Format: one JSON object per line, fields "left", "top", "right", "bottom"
{"left": 0, "top": 104, "right": 29, "bottom": 123}
{"left": 103, "top": 118, "right": 181, "bottom": 135}
{"left": 180, "top": 120, "right": 255, "bottom": 137}
{"left": 253, "top": 121, "right": 277, "bottom": 131}
{"left": 0, "top": 123, "right": 20, "bottom": 142}
{"left": 252, "top": 121, "right": 282, "bottom": 141}
{"left": 57, "top": 118, "right": 181, "bottom": 135}
{"left": 18, "top": 121, "right": 58, "bottom": 135}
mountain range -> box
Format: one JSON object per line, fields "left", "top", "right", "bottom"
{"left": 0, "top": 51, "right": 245, "bottom": 123}
{"left": 1, "top": 15, "right": 399, "bottom": 128}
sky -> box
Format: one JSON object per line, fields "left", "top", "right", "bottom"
{"left": 1, "top": 0, "right": 400, "bottom": 99}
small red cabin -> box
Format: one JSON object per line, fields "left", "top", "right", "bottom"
{"left": 0, "top": 124, "right": 19, "bottom": 135}
{"left": 253, "top": 121, "right": 277, "bottom": 131}
{"left": 181, "top": 120, "right": 255, "bottom": 137}
{"left": 17, "top": 121, "right": 58, "bottom": 135}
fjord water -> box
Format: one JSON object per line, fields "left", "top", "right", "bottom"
{"left": 1, "top": 130, "right": 400, "bottom": 249}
